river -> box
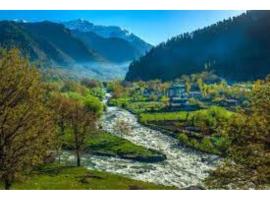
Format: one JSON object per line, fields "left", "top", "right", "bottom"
{"left": 63, "top": 94, "right": 220, "bottom": 189}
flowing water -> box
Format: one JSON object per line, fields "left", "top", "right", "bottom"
{"left": 63, "top": 94, "right": 220, "bottom": 189}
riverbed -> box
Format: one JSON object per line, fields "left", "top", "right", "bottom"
{"left": 63, "top": 101, "right": 220, "bottom": 189}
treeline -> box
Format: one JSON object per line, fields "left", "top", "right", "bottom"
{"left": 126, "top": 11, "right": 270, "bottom": 82}
{"left": 0, "top": 49, "right": 104, "bottom": 189}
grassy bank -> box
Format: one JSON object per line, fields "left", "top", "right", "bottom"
{"left": 139, "top": 106, "right": 233, "bottom": 123}
{"left": 108, "top": 98, "right": 165, "bottom": 114}
{"left": 64, "top": 131, "right": 166, "bottom": 162}
{"left": 1, "top": 164, "right": 174, "bottom": 190}
{"left": 139, "top": 106, "right": 234, "bottom": 156}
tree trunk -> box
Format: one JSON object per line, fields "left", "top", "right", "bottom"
{"left": 73, "top": 124, "right": 80, "bottom": 167}
{"left": 4, "top": 179, "right": 11, "bottom": 190}
{"left": 58, "top": 147, "right": 61, "bottom": 165}
{"left": 76, "top": 149, "right": 81, "bottom": 167}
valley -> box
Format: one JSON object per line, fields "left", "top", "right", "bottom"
{"left": 0, "top": 10, "right": 270, "bottom": 190}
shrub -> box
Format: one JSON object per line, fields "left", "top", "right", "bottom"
{"left": 200, "top": 137, "right": 216, "bottom": 152}
{"left": 177, "top": 133, "right": 189, "bottom": 144}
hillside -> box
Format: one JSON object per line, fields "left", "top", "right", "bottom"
{"left": 0, "top": 21, "right": 101, "bottom": 66}
{"left": 126, "top": 11, "right": 270, "bottom": 82}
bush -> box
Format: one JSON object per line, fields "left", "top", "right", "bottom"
{"left": 213, "top": 136, "right": 231, "bottom": 154}
{"left": 200, "top": 137, "right": 216, "bottom": 153}
{"left": 190, "top": 139, "right": 199, "bottom": 148}
{"left": 84, "top": 95, "right": 103, "bottom": 115}
{"left": 177, "top": 133, "right": 189, "bottom": 144}
{"left": 62, "top": 92, "right": 103, "bottom": 115}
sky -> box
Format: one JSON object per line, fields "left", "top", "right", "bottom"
{"left": 0, "top": 10, "right": 244, "bottom": 45}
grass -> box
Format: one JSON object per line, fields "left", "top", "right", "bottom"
{"left": 65, "top": 131, "right": 166, "bottom": 162}
{"left": 139, "top": 106, "right": 234, "bottom": 123}
{"left": 4, "top": 164, "right": 174, "bottom": 190}
{"left": 126, "top": 101, "right": 165, "bottom": 114}
{"left": 140, "top": 111, "right": 188, "bottom": 122}
{"left": 86, "top": 132, "right": 166, "bottom": 162}
{"left": 108, "top": 97, "right": 165, "bottom": 114}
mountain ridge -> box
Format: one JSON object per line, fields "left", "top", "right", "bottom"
{"left": 125, "top": 11, "right": 270, "bottom": 82}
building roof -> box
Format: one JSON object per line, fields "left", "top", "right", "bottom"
{"left": 169, "top": 83, "right": 185, "bottom": 89}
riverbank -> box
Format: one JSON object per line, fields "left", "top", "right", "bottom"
{"left": 2, "top": 164, "right": 174, "bottom": 190}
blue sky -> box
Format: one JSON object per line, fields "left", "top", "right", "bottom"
{"left": 0, "top": 10, "right": 244, "bottom": 45}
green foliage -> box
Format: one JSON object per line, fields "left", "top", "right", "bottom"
{"left": 177, "top": 133, "right": 230, "bottom": 155}
{"left": 200, "top": 138, "right": 216, "bottom": 153}
{"left": 83, "top": 95, "right": 103, "bottom": 115}
{"left": 206, "top": 77, "right": 270, "bottom": 189}
{"left": 177, "top": 133, "right": 189, "bottom": 144}
{"left": 4, "top": 164, "right": 173, "bottom": 190}
{"left": 89, "top": 87, "right": 105, "bottom": 100}
{"left": 62, "top": 92, "right": 103, "bottom": 116}
{"left": 107, "top": 80, "right": 125, "bottom": 98}
{"left": 189, "top": 106, "right": 233, "bottom": 134}
{"left": 0, "top": 49, "right": 56, "bottom": 189}
{"left": 127, "top": 101, "right": 165, "bottom": 114}
{"left": 140, "top": 106, "right": 232, "bottom": 127}
{"left": 108, "top": 97, "right": 130, "bottom": 108}
{"left": 61, "top": 80, "right": 89, "bottom": 96}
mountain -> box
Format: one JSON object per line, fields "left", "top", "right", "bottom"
{"left": 63, "top": 19, "right": 152, "bottom": 61}
{"left": 0, "top": 20, "right": 102, "bottom": 66}
{"left": 125, "top": 11, "right": 270, "bottom": 82}
{"left": 71, "top": 30, "right": 141, "bottom": 63}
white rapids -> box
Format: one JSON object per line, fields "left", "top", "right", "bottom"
{"left": 63, "top": 104, "right": 220, "bottom": 189}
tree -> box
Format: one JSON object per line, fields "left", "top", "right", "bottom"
{"left": 80, "top": 78, "right": 101, "bottom": 89}
{"left": 50, "top": 93, "right": 71, "bottom": 164}
{"left": 113, "top": 119, "right": 130, "bottom": 136}
{"left": 0, "top": 49, "right": 55, "bottom": 189}
{"left": 109, "top": 80, "right": 125, "bottom": 98}
{"left": 197, "top": 78, "right": 207, "bottom": 97}
{"left": 185, "top": 79, "right": 191, "bottom": 95}
{"left": 206, "top": 77, "right": 270, "bottom": 189}
{"left": 65, "top": 96, "right": 97, "bottom": 167}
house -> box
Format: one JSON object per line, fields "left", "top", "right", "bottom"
{"left": 218, "top": 98, "right": 239, "bottom": 107}
{"left": 143, "top": 88, "right": 163, "bottom": 98}
{"left": 167, "top": 84, "right": 189, "bottom": 108}
{"left": 189, "top": 91, "right": 202, "bottom": 99}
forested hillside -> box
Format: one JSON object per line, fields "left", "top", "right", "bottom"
{"left": 0, "top": 21, "right": 101, "bottom": 66}
{"left": 126, "top": 11, "right": 270, "bottom": 82}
